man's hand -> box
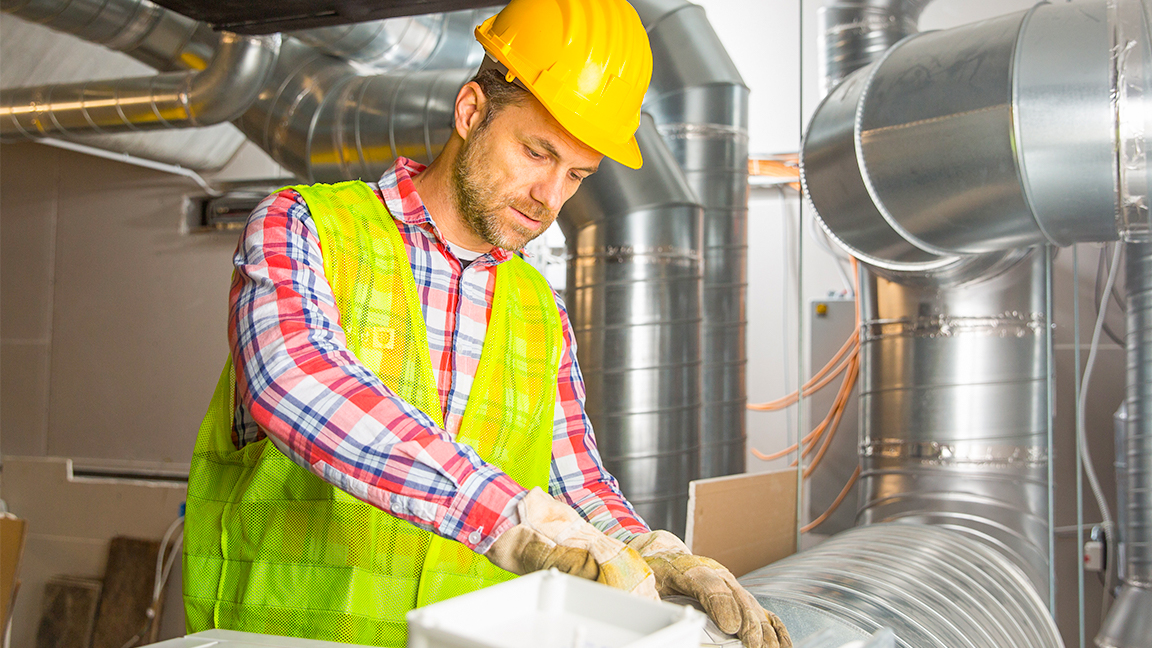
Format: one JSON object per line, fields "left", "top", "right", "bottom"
{"left": 628, "top": 530, "right": 792, "bottom": 648}
{"left": 485, "top": 488, "right": 659, "bottom": 599}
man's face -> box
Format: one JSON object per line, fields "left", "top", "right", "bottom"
{"left": 451, "top": 93, "right": 603, "bottom": 251}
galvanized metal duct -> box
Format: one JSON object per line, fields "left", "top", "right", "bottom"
{"left": 234, "top": 10, "right": 489, "bottom": 182}
{"left": 817, "top": 0, "right": 930, "bottom": 96}
{"left": 739, "top": 523, "right": 1063, "bottom": 648}
{"left": 633, "top": 0, "right": 749, "bottom": 479}
{"left": 0, "top": 0, "right": 218, "bottom": 72}
{"left": 803, "top": 0, "right": 1123, "bottom": 272}
{"left": 288, "top": 9, "right": 490, "bottom": 73}
{"left": 0, "top": 31, "right": 279, "bottom": 139}
{"left": 558, "top": 115, "right": 704, "bottom": 536}
{"left": 855, "top": 250, "right": 1051, "bottom": 600}
{"left": 1097, "top": 238, "right": 1152, "bottom": 648}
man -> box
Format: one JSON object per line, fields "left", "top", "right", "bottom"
{"left": 184, "top": 1, "right": 790, "bottom": 647}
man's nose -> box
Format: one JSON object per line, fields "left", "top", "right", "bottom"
{"left": 530, "top": 171, "right": 567, "bottom": 214}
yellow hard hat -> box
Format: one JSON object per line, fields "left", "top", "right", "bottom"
{"left": 474, "top": 0, "right": 653, "bottom": 169}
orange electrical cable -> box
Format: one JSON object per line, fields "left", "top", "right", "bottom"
{"left": 802, "top": 465, "right": 861, "bottom": 533}
{"left": 747, "top": 333, "right": 859, "bottom": 411}
{"left": 803, "top": 355, "right": 859, "bottom": 476}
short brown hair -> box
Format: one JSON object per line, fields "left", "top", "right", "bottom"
{"left": 469, "top": 66, "right": 532, "bottom": 132}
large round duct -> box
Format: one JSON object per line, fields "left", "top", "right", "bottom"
{"left": 802, "top": 0, "right": 1123, "bottom": 271}
{"left": 559, "top": 115, "right": 704, "bottom": 536}
{"left": 740, "top": 523, "right": 1063, "bottom": 648}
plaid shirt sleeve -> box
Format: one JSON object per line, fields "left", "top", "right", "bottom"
{"left": 549, "top": 296, "right": 652, "bottom": 541}
{"left": 229, "top": 188, "right": 527, "bottom": 553}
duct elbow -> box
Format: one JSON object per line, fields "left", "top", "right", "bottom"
{"left": 185, "top": 32, "right": 280, "bottom": 126}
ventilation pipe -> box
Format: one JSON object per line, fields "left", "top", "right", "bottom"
{"left": 633, "top": 0, "right": 749, "bottom": 479}
{"left": 0, "top": 0, "right": 219, "bottom": 72}
{"left": 559, "top": 115, "right": 704, "bottom": 536}
{"left": 1098, "top": 236, "right": 1152, "bottom": 646}
{"left": 233, "top": 9, "right": 491, "bottom": 182}
{"left": 741, "top": 523, "right": 1061, "bottom": 648}
{"left": 0, "top": 31, "right": 279, "bottom": 139}
{"left": 287, "top": 11, "right": 486, "bottom": 73}
{"left": 817, "top": 1, "right": 930, "bottom": 96}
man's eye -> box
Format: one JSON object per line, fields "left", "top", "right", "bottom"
{"left": 526, "top": 148, "right": 545, "bottom": 159}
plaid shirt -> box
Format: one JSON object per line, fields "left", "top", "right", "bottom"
{"left": 229, "top": 157, "right": 647, "bottom": 554}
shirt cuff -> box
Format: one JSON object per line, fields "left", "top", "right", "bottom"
{"left": 438, "top": 469, "right": 528, "bottom": 553}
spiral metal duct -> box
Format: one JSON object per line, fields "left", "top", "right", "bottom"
{"left": 0, "top": 0, "right": 218, "bottom": 72}
{"left": 1097, "top": 238, "right": 1152, "bottom": 648}
{"left": 739, "top": 523, "right": 1063, "bottom": 648}
{"left": 0, "top": 32, "right": 279, "bottom": 139}
{"left": 233, "top": 9, "right": 490, "bottom": 182}
{"left": 633, "top": 0, "right": 749, "bottom": 479}
{"left": 559, "top": 115, "right": 704, "bottom": 536}
{"left": 856, "top": 250, "right": 1051, "bottom": 599}
{"left": 817, "top": 0, "right": 930, "bottom": 96}
{"left": 288, "top": 10, "right": 488, "bottom": 73}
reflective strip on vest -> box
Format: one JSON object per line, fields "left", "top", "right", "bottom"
{"left": 184, "top": 181, "right": 562, "bottom": 646}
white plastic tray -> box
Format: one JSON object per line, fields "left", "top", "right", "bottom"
{"left": 406, "top": 569, "right": 705, "bottom": 648}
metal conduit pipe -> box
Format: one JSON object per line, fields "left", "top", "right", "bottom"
{"left": 1097, "top": 239, "right": 1152, "bottom": 648}
{"left": 633, "top": 0, "right": 749, "bottom": 479}
{"left": 0, "top": 0, "right": 219, "bottom": 72}
{"left": 739, "top": 523, "right": 1063, "bottom": 648}
{"left": 855, "top": 250, "right": 1052, "bottom": 600}
{"left": 558, "top": 115, "right": 704, "bottom": 536}
{"left": 0, "top": 31, "right": 280, "bottom": 139}
{"left": 288, "top": 8, "right": 492, "bottom": 73}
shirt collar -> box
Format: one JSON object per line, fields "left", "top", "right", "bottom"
{"left": 375, "top": 157, "right": 513, "bottom": 265}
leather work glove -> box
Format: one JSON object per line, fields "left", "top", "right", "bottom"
{"left": 628, "top": 530, "right": 792, "bottom": 648}
{"left": 486, "top": 487, "right": 659, "bottom": 600}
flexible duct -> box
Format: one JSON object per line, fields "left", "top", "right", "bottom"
{"left": 559, "top": 115, "right": 704, "bottom": 536}
{"left": 0, "top": 0, "right": 218, "bottom": 72}
{"left": 633, "top": 0, "right": 749, "bottom": 479}
{"left": 0, "top": 31, "right": 280, "bottom": 139}
{"left": 739, "top": 523, "right": 1062, "bottom": 648}
{"left": 1097, "top": 238, "right": 1152, "bottom": 648}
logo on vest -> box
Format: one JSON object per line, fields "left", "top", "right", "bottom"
{"left": 367, "top": 327, "right": 397, "bottom": 350}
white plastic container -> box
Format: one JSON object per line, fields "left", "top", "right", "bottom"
{"left": 406, "top": 569, "right": 706, "bottom": 648}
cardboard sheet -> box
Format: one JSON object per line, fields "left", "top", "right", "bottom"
{"left": 684, "top": 469, "right": 798, "bottom": 578}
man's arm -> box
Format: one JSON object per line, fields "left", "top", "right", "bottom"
{"left": 547, "top": 294, "right": 650, "bottom": 541}
{"left": 229, "top": 188, "right": 526, "bottom": 552}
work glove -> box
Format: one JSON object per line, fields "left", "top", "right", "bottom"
{"left": 486, "top": 487, "right": 659, "bottom": 599}
{"left": 628, "top": 530, "right": 792, "bottom": 648}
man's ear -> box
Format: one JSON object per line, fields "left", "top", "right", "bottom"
{"left": 454, "top": 82, "right": 487, "bottom": 141}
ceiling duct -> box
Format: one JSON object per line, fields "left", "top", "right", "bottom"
{"left": 0, "top": 32, "right": 280, "bottom": 139}
{"left": 0, "top": 0, "right": 219, "bottom": 72}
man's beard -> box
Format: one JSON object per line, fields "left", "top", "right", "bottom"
{"left": 451, "top": 127, "right": 554, "bottom": 251}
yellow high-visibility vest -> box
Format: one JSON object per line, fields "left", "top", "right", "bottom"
{"left": 184, "top": 181, "right": 561, "bottom": 646}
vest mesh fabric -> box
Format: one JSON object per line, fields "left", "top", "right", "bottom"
{"left": 184, "top": 181, "right": 562, "bottom": 646}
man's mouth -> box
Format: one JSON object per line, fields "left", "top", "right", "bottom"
{"left": 510, "top": 206, "right": 542, "bottom": 230}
